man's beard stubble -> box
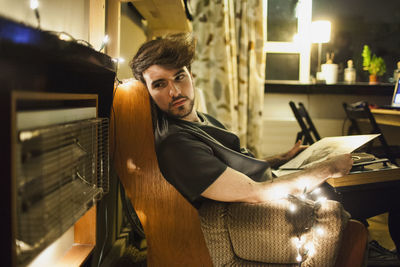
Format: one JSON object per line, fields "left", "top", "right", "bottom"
{"left": 167, "top": 95, "right": 195, "bottom": 120}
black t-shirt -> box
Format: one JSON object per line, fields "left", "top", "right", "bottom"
{"left": 154, "top": 112, "right": 270, "bottom": 209}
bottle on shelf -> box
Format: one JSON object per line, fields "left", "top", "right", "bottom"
{"left": 344, "top": 59, "right": 356, "bottom": 84}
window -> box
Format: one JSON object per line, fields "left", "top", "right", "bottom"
{"left": 265, "top": 0, "right": 312, "bottom": 82}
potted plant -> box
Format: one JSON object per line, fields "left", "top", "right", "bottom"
{"left": 362, "top": 45, "right": 386, "bottom": 84}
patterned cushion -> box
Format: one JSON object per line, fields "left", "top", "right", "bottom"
{"left": 199, "top": 198, "right": 350, "bottom": 267}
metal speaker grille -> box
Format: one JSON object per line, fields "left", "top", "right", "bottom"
{"left": 15, "top": 117, "right": 109, "bottom": 265}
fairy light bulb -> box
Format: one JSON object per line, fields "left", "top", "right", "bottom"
{"left": 316, "top": 196, "right": 327, "bottom": 203}
{"left": 305, "top": 242, "right": 315, "bottom": 256}
{"left": 58, "top": 33, "right": 72, "bottom": 41}
{"left": 312, "top": 187, "right": 321, "bottom": 195}
{"left": 30, "top": 0, "right": 39, "bottom": 9}
{"left": 30, "top": 0, "right": 41, "bottom": 28}
{"left": 289, "top": 204, "right": 297, "bottom": 212}
{"left": 296, "top": 254, "right": 302, "bottom": 262}
{"left": 112, "top": 57, "right": 125, "bottom": 63}
{"left": 270, "top": 185, "right": 289, "bottom": 200}
{"left": 294, "top": 237, "right": 302, "bottom": 248}
{"left": 316, "top": 226, "right": 325, "bottom": 236}
{"left": 103, "top": 35, "right": 109, "bottom": 44}
{"left": 99, "top": 35, "right": 110, "bottom": 51}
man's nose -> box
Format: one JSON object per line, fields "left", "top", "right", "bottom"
{"left": 168, "top": 82, "right": 181, "bottom": 97}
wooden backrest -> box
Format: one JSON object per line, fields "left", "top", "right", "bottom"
{"left": 111, "top": 79, "right": 212, "bottom": 266}
{"left": 289, "top": 101, "right": 321, "bottom": 145}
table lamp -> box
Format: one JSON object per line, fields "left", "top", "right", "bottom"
{"left": 311, "top": 20, "right": 331, "bottom": 75}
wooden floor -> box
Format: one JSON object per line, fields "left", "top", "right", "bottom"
{"left": 368, "top": 213, "right": 396, "bottom": 251}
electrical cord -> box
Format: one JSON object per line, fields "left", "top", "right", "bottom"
{"left": 43, "top": 30, "right": 96, "bottom": 49}
{"left": 33, "top": 8, "right": 40, "bottom": 29}
{"left": 97, "top": 205, "right": 108, "bottom": 267}
{"left": 119, "top": 180, "right": 146, "bottom": 238}
{"left": 110, "top": 77, "right": 122, "bottom": 163}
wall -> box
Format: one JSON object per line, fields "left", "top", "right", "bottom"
{"left": 261, "top": 93, "right": 398, "bottom": 157}
{"left": 0, "top": 0, "right": 90, "bottom": 43}
{"left": 118, "top": 3, "right": 147, "bottom": 80}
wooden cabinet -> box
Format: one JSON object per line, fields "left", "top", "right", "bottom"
{"left": 0, "top": 17, "right": 115, "bottom": 267}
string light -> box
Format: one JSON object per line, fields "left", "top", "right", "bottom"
{"left": 312, "top": 187, "right": 321, "bottom": 195}
{"left": 285, "top": 186, "right": 328, "bottom": 266}
{"left": 316, "top": 196, "right": 327, "bottom": 204}
{"left": 30, "top": 0, "right": 39, "bottom": 9}
{"left": 289, "top": 204, "right": 297, "bottom": 212}
{"left": 270, "top": 185, "right": 290, "bottom": 200}
{"left": 315, "top": 226, "right": 325, "bottom": 236}
{"left": 30, "top": 0, "right": 41, "bottom": 28}
{"left": 99, "top": 35, "right": 109, "bottom": 52}
{"left": 58, "top": 33, "right": 73, "bottom": 41}
{"left": 305, "top": 242, "right": 315, "bottom": 256}
{"left": 112, "top": 57, "right": 125, "bottom": 64}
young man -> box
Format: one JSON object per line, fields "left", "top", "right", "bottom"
{"left": 130, "top": 33, "right": 400, "bottom": 261}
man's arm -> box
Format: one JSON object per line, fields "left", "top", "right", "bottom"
{"left": 264, "top": 140, "right": 307, "bottom": 169}
{"left": 201, "top": 154, "right": 353, "bottom": 203}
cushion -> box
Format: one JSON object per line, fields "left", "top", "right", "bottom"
{"left": 199, "top": 197, "right": 350, "bottom": 266}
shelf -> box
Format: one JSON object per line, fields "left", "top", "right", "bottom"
{"left": 265, "top": 81, "right": 395, "bottom": 95}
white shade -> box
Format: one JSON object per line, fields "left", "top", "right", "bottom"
{"left": 311, "top": 20, "right": 331, "bottom": 43}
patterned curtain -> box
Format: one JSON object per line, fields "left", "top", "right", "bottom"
{"left": 190, "top": 0, "right": 266, "bottom": 156}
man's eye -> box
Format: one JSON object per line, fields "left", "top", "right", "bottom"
{"left": 175, "top": 74, "right": 185, "bottom": 81}
{"left": 154, "top": 82, "right": 167, "bottom": 88}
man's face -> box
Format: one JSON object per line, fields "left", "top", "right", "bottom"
{"left": 143, "top": 65, "right": 196, "bottom": 121}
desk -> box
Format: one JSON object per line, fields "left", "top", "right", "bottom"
{"left": 326, "top": 168, "right": 400, "bottom": 188}
{"left": 371, "top": 108, "right": 400, "bottom": 127}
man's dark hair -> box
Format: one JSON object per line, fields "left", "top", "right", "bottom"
{"left": 130, "top": 32, "right": 196, "bottom": 85}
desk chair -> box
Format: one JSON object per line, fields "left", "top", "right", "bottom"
{"left": 343, "top": 101, "right": 400, "bottom": 164}
{"left": 112, "top": 79, "right": 367, "bottom": 267}
{"left": 289, "top": 101, "right": 321, "bottom": 145}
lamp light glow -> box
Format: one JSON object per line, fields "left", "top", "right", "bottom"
{"left": 312, "top": 20, "right": 331, "bottom": 74}
{"left": 311, "top": 20, "right": 331, "bottom": 44}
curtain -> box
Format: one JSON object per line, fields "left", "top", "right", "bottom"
{"left": 190, "top": 0, "right": 266, "bottom": 156}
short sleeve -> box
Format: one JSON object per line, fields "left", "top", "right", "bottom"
{"left": 156, "top": 132, "right": 228, "bottom": 204}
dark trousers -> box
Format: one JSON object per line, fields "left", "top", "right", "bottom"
{"left": 321, "top": 180, "right": 400, "bottom": 251}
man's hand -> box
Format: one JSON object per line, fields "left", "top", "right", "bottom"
{"left": 264, "top": 140, "right": 308, "bottom": 169}
{"left": 282, "top": 140, "right": 308, "bottom": 162}
{"left": 319, "top": 154, "right": 354, "bottom": 178}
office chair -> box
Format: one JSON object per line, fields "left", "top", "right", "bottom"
{"left": 112, "top": 80, "right": 368, "bottom": 266}
{"left": 343, "top": 101, "right": 400, "bottom": 164}
{"left": 289, "top": 101, "right": 321, "bottom": 145}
